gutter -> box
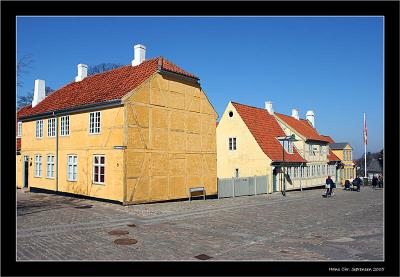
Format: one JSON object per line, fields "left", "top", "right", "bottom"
{"left": 19, "top": 99, "right": 122, "bottom": 122}
{"left": 158, "top": 68, "right": 200, "bottom": 82}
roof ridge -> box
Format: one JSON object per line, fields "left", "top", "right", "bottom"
{"left": 231, "top": 101, "right": 267, "bottom": 111}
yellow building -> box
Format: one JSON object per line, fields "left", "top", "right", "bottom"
{"left": 17, "top": 44, "right": 218, "bottom": 204}
{"left": 330, "top": 143, "right": 356, "bottom": 184}
{"left": 217, "top": 101, "right": 339, "bottom": 194}
{"left": 217, "top": 101, "right": 306, "bottom": 194}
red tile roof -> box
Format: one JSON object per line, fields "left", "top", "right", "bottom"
{"left": 328, "top": 150, "right": 341, "bottom": 162}
{"left": 216, "top": 122, "right": 219, "bottom": 127}
{"left": 275, "top": 113, "right": 330, "bottom": 143}
{"left": 321, "top": 135, "right": 335, "bottom": 144}
{"left": 232, "top": 102, "right": 306, "bottom": 163}
{"left": 19, "top": 57, "right": 197, "bottom": 118}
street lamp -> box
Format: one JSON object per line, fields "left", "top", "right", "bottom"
{"left": 277, "top": 134, "right": 297, "bottom": 196}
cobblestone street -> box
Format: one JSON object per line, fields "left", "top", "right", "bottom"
{"left": 16, "top": 186, "right": 384, "bottom": 261}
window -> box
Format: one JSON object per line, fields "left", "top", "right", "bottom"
{"left": 309, "top": 144, "right": 314, "bottom": 156}
{"left": 17, "top": 121, "right": 22, "bottom": 137}
{"left": 228, "top": 111, "right": 234, "bottom": 117}
{"left": 279, "top": 140, "right": 294, "bottom": 154}
{"left": 89, "top": 111, "right": 101, "bottom": 134}
{"left": 349, "top": 151, "right": 352, "bottom": 161}
{"left": 67, "top": 155, "right": 78, "bottom": 181}
{"left": 93, "top": 155, "right": 105, "bottom": 184}
{"left": 229, "top": 137, "right": 237, "bottom": 150}
{"left": 48, "top": 118, "right": 56, "bottom": 137}
{"left": 34, "top": 155, "right": 42, "bottom": 177}
{"left": 36, "top": 120, "right": 43, "bottom": 138}
{"left": 60, "top": 116, "right": 70, "bottom": 136}
{"left": 46, "top": 155, "right": 55, "bottom": 178}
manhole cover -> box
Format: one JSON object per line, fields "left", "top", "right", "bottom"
{"left": 108, "top": 230, "right": 129, "bottom": 236}
{"left": 114, "top": 238, "right": 137, "bottom": 245}
{"left": 127, "top": 224, "right": 136, "bottom": 228}
{"left": 74, "top": 205, "right": 93, "bottom": 209}
{"left": 194, "top": 254, "right": 212, "bottom": 260}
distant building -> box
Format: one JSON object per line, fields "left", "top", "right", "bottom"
{"left": 358, "top": 158, "right": 383, "bottom": 179}
{"left": 330, "top": 142, "right": 356, "bottom": 184}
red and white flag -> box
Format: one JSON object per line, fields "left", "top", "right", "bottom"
{"left": 363, "top": 113, "right": 368, "bottom": 145}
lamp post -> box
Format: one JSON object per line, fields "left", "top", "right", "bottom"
{"left": 277, "top": 134, "right": 297, "bottom": 197}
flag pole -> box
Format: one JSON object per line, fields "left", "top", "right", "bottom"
{"left": 364, "top": 113, "right": 367, "bottom": 179}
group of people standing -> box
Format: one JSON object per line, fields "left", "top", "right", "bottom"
{"left": 325, "top": 173, "right": 383, "bottom": 197}
{"left": 371, "top": 174, "right": 384, "bottom": 189}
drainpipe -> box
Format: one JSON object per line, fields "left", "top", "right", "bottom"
{"left": 54, "top": 112, "right": 59, "bottom": 192}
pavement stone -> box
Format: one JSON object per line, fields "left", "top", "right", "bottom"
{"left": 16, "top": 186, "right": 383, "bottom": 261}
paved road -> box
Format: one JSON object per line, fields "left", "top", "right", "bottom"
{"left": 17, "top": 186, "right": 383, "bottom": 261}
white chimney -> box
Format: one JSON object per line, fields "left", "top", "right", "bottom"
{"left": 306, "top": 110, "right": 315, "bottom": 127}
{"left": 32, "top": 79, "right": 46, "bottom": 108}
{"left": 291, "top": 108, "right": 299, "bottom": 120}
{"left": 132, "top": 44, "right": 146, "bottom": 66}
{"left": 75, "top": 64, "right": 88, "bottom": 82}
{"left": 265, "top": 101, "right": 274, "bottom": 114}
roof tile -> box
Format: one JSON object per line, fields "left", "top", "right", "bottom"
{"left": 232, "top": 102, "right": 306, "bottom": 163}
{"left": 19, "top": 57, "right": 196, "bottom": 118}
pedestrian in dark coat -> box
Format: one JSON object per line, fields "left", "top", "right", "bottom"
{"left": 352, "top": 176, "right": 362, "bottom": 192}
{"left": 372, "top": 175, "right": 378, "bottom": 189}
{"left": 325, "top": 176, "right": 334, "bottom": 197}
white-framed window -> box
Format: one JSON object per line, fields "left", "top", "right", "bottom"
{"left": 279, "top": 140, "right": 294, "bottom": 154}
{"left": 47, "top": 118, "right": 56, "bottom": 137}
{"left": 309, "top": 144, "right": 314, "bottom": 156}
{"left": 89, "top": 111, "right": 101, "bottom": 134}
{"left": 67, "top": 155, "right": 78, "bottom": 181}
{"left": 46, "top": 155, "right": 55, "bottom": 178}
{"left": 60, "top": 116, "right": 70, "bottom": 136}
{"left": 93, "top": 155, "right": 105, "bottom": 184}
{"left": 34, "top": 155, "right": 42, "bottom": 177}
{"left": 36, "top": 120, "right": 44, "bottom": 138}
{"left": 17, "top": 121, "right": 22, "bottom": 137}
{"left": 229, "top": 137, "right": 237, "bottom": 150}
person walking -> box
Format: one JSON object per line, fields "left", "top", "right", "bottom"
{"left": 372, "top": 175, "right": 378, "bottom": 189}
{"left": 378, "top": 175, "right": 383, "bottom": 188}
{"left": 325, "top": 176, "right": 334, "bottom": 197}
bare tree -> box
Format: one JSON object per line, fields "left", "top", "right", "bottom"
{"left": 16, "top": 54, "right": 34, "bottom": 87}
{"left": 87, "top": 63, "right": 122, "bottom": 76}
{"left": 17, "top": 86, "right": 55, "bottom": 109}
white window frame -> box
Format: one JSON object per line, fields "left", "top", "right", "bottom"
{"left": 60, "top": 115, "right": 70, "bottom": 136}
{"left": 67, "top": 155, "right": 78, "bottom": 181}
{"left": 47, "top": 118, "right": 56, "bottom": 137}
{"left": 46, "top": 155, "right": 55, "bottom": 178}
{"left": 89, "top": 111, "right": 101, "bottom": 134}
{"left": 34, "top": 155, "right": 42, "bottom": 177}
{"left": 93, "top": 155, "right": 105, "bottom": 184}
{"left": 17, "top": 121, "right": 22, "bottom": 137}
{"left": 229, "top": 137, "right": 237, "bottom": 151}
{"left": 36, "top": 120, "right": 44, "bottom": 138}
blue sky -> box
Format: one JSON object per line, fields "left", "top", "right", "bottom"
{"left": 17, "top": 16, "right": 383, "bottom": 159}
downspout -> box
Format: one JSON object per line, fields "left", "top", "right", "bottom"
{"left": 54, "top": 112, "right": 59, "bottom": 192}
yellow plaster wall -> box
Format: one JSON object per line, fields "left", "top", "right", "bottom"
{"left": 20, "top": 106, "right": 125, "bottom": 202}
{"left": 331, "top": 145, "right": 355, "bottom": 184}
{"left": 123, "top": 73, "right": 218, "bottom": 204}
{"left": 216, "top": 102, "right": 272, "bottom": 191}
{"left": 16, "top": 154, "right": 23, "bottom": 188}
